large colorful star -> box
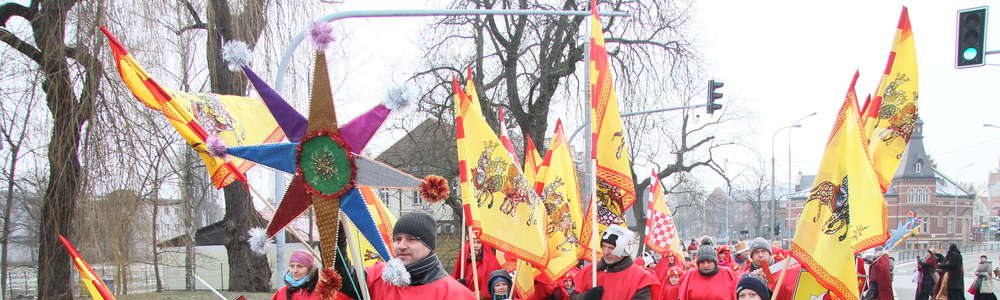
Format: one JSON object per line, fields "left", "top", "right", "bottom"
{"left": 219, "top": 47, "right": 424, "bottom": 267}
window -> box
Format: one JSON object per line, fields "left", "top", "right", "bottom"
{"left": 907, "top": 188, "right": 930, "bottom": 203}
{"left": 411, "top": 191, "right": 422, "bottom": 205}
{"left": 948, "top": 219, "right": 955, "bottom": 232}
{"left": 915, "top": 162, "right": 922, "bottom": 175}
{"left": 921, "top": 222, "right": 928, "bottom": 233}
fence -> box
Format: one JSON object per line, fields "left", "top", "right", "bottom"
{"left": 892, "top": 243, "right": 1000, "bottom": 262}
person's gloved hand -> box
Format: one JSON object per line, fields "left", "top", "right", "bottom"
{"left": 456, "top": 278, "right": 467, "bottom": 285}
{"left": 581, "top": 286, "right": 604, "bottom": 300}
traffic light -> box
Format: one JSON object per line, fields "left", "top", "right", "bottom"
{"left": 706, "top": 80, "right": 723, "bottom": 114}
{"left": 957, "top": 7, "right": 988, "bottom": 68}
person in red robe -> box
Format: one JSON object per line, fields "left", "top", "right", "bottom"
{"left": 737, "top": 238, "right": 773, "bottom": 275}
{"left": 736, "top": 275, "right": 772, "bottom": 300}
{"left": 865, "top": 249, "right": 894, "bottom": 300}
{"left": 452, "top": 238, "right": 502, "bottom": 298}
{"left": 364, "top": 212, "right": 476, "bottom": 299}
{"left": 572, "top": 225, "right": 659, "bottom": 300}
{"left": 717, "top": 245, "right": 737, "bottom": 270}
{"left": 653, "top": 251, "right": 682, "bottom": 281}
{"left": 658, "top": 267, "right": 684, "bottom": 300}
{"left": 678, "top": 244, "right": 739, "bottom": 300}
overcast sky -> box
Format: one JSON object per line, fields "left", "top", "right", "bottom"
{"left": 696, "top": 1, "right": 1000, "bottom": 191}
{"left": 247, "top": 0, "right": 1000, "bottom": 198}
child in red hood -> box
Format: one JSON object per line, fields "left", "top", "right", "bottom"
{"left": 659, "top": 267, "right": 685, "bottom": 300}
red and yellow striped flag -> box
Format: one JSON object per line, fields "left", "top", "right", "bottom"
{"left": 580, "top": 0, "right": 637, "bottom": 255}
{"left": 790, "top": 72, "right": 889, "bottom": 300}
{"left": 867, "top": 7, "right": 919, "bottom": 191}
{"left": 534, "top": 120, "right": 585, "bottom": 281}
{"left": 100, "top": 27, "right": 284, "bottom": 188}
{"left": 453, "top": 71, "right": 549, "bottom": 266}
{"left": 58, "top": 235, "right": 115, "bottom": 300}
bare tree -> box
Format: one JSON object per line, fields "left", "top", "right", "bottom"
{"left": 178, "top": 0, "right": 273, "bottom": 291}
{"left": 408, "top": 0, "right": 706, "bottom": 225}
{"left": 0, "top": 1, "right": 109, "bottom": 298}
{"left": 0, "top": 49, "right": 40, "bottom": 299}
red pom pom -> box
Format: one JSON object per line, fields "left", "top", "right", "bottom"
{"left": 316, "top": 268, "right": 342, "bottom": 300}
{"left": 420, "top": 175, "right": 449, "bottom": 203}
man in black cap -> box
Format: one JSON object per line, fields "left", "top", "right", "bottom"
{"left": 679, "top": 242, "right": 739, "bottom": 300}
{"left": 364, "top": 212, "right": 476, "bottom": 299}
{"left": 571, "top": 225, "right": 658, "bottom": 300}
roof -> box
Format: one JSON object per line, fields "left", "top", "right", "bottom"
{"left": 376, "top": 118, "right": 458, "bottom": 178}
{"left": 894, "top": 118, "right": 934, "bottom": 179}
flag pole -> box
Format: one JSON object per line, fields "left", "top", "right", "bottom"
{"left": 771, "top": 256, "right": 793, "bottom": 300}
{"left": 247, "top": 183, "right": 321, "bottom": 259}
{"left": 341, "top": 216, "right": 372, "bottom": 300}
{"left": 508, "top": 263, "right": 519, "bottom": 300}
{"left": 469, "top": 226, "right": 482, "bottom": 297}
{"left": 194, "top": 275, "right": 230, "bottom": 300}
{"left": 460, "top": 213, "right": 467, "bottom": 279}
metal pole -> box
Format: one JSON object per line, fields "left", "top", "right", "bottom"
{"left": 568, "top": 103, "right": 708, "bottom": 143}
{"left": 274, "top": 173, "right": 286, "bottom": 289}
{"left": 584, "top": 20, "right": 600, "bottom": 287}
{"left": 783, "top": 112, "right": 815, "bottom": 239}
{"left": 273, "top": 9, "right": 629, "bottom": 92}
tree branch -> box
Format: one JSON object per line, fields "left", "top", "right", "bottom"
{"left": 0, "top": 28, "right": 42, "bottom": 64}
{"left": 0, "top": 2, "right": 35, "bottom": 27}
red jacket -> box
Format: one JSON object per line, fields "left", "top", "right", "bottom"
{"left": 868, "top": 254, "right": 894, "bottom": 300}
{"left": 678, "top": 267, "right": 738, "bottom": 300}
{"left": 452, "top": 242, "right": 502, "bottom": 298}
{"left": 272, "top": 286, "right": 321, "bottom": 300}
{"left": 271, "top": 286, "right": 349, "bottom": 300}
{"left": 574, "top": 260, "right": 660, "bottom": 300}
{"left": 368, "top": 261, "right": 477, "bottom": 300}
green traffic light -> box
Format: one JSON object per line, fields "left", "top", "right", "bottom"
{"left": 963, "top": 47, "right": 979, "bottom": 61}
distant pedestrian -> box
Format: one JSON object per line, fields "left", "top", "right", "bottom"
{"left": 915, "top": 248, "right": 940, "bottom": 300}
{"left": 938, "top": 244, "right": 966, "bottom": 300}
{"left": 865, "top": 247, "right": 894, "bottom": 300}
{"left": 972, "top": 254, "right": 996, "bottom": 300}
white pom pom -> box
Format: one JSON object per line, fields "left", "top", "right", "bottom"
{"left": 222, "top": 40, "right": 252, "bottom": 72}
{"left": 383, "top": 85, "right": 412, "bottom": 110}
{"left": 247, "top": 227, "right": 271, "bottom": 255}
{"left": 381, "top": 257, "right": 411, "bottom": 287}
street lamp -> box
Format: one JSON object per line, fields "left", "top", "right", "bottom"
{"left": 785, "top": 112, "right": 816, "bottom": 237}
{"left": 985, "top": 123, "right": 1000, "bottom": 129}
{"left": 770, "top": 112, "right": 816, "bottom": 240}
{"left": 771, "top": 124, "right": 798, "bottom": 240}
{"left": 955, "top": 163, "right": 974, "bottom": 247}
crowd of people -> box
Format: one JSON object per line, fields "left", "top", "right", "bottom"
{"left": 267, "top": 212, "right": 1000, "bottom": 300}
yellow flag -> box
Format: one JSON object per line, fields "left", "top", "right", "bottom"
{"left": 868, "top": 7, "right": 919, "bottom": 191}
{"left": 534, "top": 120, "right": 585, "bottom": 280}
{"left": 580, "top": 2, "right": 637, "bottom": 255}
{"left": 514, "top": 259, "right": 540, "bottom": 298}
{"left": 791, "top": 72, "right": 888, "bottom": 300}
{"left": 59, "top": 235, "right": 116, "bottom": 300}
{"left": 102, "top": 28, "right": 283, "bottom": 188}
{"left": 523, "top": 136, "right": 543, "bottom": 184}
{"left": 453, "top": 72, "right": 549, "bottom": 266}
